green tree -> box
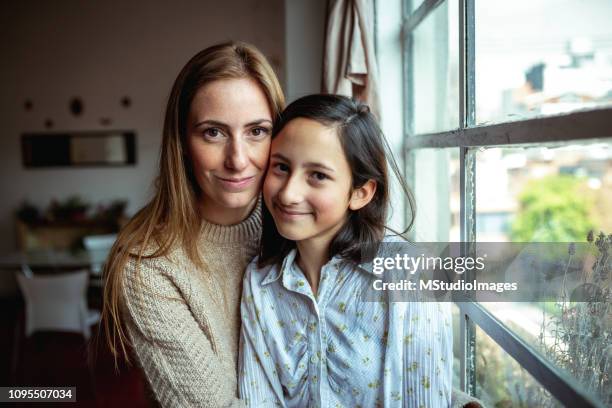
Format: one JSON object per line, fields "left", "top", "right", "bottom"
{"left": 511, "top": 175, "right": 595, "bottom": 242}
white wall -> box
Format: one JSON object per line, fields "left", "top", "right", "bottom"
{"left": 0, "top": 0, "right": 286, "bottom": 253}
{"left": 284, "top": 0, "right": 327, "bottom": 102}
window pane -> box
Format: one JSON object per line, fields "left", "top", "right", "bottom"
{"left": 474, "top": 324, "right": 565, "bottom": 407}
{"left": 474, "top": 142, "right": 612, "bottom": 242}
{"left": 411, "top": 0, "right": 459, "bottom": 134}
{"left": 474, "top": 141, "right": 611, "bottom": 405}
{"left": 410, "top": 148, "right": 459, "bottom": 241}
{"left": 475, "top": 0, "right": 612, "bottom": 125}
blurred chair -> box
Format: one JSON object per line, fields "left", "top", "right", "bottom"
{"left": 83, "top": 234, "right": 116, "bottom": 252}
{"left": 21, "top": 263, "right": 33, "bottom": 278}
{"left": 83, "top": 233, "right": 117, "bottom": 286}
{"left": 16, "top": 269, "right": 100, "bottom": 339}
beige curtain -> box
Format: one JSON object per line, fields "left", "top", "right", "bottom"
{"left": 322, "top": 0, "right": 380, "bottom": 118}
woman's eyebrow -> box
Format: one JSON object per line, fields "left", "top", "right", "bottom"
{"left": 193, "top": 119, "right": 229, "bottom": 129}
{"left": 193, "top": 119, "right": 272, "bottom": 129}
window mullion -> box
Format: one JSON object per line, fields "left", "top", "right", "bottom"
{"left": 402, "top": 0, "right": 445, "bottom": 34}
{"left": 459, "top": 146, "right": 476, "bottom": 394}
{"left": 405, "top": 107, "right": 612, "bottom": 149}
{"left": 459, "top": 0, "right": 477, "bottom": 395}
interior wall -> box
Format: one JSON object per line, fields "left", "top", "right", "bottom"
{"left": 0, "top": 0, "right": 286, "bottom": 253}
{"left": 284, "top": 0, "right": 327, "bottom": 102}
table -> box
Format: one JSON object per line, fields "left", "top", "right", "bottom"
{"left": 0, "top": 248, "right": 111, "bottom": 273}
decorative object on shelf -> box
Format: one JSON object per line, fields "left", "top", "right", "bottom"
{"left": 120, "top": 96, "right": 131, "bottom": 108}
{"left": 99, "top": 117, "right": 112, "bottom": 126}
{"left": 16, "top": 201, "right": 40, "bottom": 224}
{"left": 93, "top": 200, "right": 128, "bottom": 223}
{"left": 69, "top": 97, "right": 84, "bottom": 116}
{"left": 47, "top": 196, "right": 90, "bottom": 222}
{"left": 44, "top": 119, "right": 54, "bottom": 129}
{"left": 24, "top": 99, "right": 33, "bottom": 111}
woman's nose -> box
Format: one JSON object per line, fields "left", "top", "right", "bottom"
{"left": 225, "top": 139, "right": 248, "bottom": 171}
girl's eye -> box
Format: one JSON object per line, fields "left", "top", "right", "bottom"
{"left": 311, "top": 172, "right": 328, "bottom": 181}
{"left": 251, "top": 127, "right": 270, "bottom": 137}
{"left": 273, "top": 163, "right": 289, "bottom": 173}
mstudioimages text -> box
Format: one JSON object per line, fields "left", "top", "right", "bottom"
{"left": 372, "top": 253, "right": 487, "bottom": 275}
{"left": 373, "top": 279, "right": 518, "bottom": 293}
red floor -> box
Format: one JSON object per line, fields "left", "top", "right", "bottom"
{"left": 1, "top": 296, "right": 152, "bottom": 407}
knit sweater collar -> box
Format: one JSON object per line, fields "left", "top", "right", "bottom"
{"left": 199, "top": 198, "right": 262, "bottom": 244}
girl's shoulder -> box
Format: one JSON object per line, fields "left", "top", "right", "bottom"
{"left": 242, "top": 257, "right": 286, "bottom": 305}
{"left": 244, "top": 256, "right": 279, "bottom": 285}
{"left": 372, "top": 233, "right": 419, "bottom": 261}
{"left": 382, "top": 233, "right": 410, "bottom": 243}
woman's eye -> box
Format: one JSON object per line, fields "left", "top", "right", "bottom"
{"left": 251, "top": 127, "right": 270, "bottom": 137}
{"left": 203, "top": 128, "right": 222, "bottom": 138}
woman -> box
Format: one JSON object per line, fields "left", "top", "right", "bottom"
{"left": 101, "top": 41, "right": 285, "bottom": 407}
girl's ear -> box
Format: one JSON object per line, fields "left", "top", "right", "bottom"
{"left": 349, "top": 179, "right": 377, "bottom": 211}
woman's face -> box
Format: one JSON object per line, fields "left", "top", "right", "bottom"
{"left": 263, "top": 118, "right": 355, "bottom": 248}
{"left": 187, "top": 78, "right": 273, "bottom": 224}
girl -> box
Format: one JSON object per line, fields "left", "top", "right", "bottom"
{"left": 102, "top": 41, "right": 284, "bottom": 407}
{"left": 239, "top": 94, "right": 452, "bottom": 407}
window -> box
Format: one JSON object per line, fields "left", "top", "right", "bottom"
{"left": 400, "top": 0, "right": 612, "bottom": 406}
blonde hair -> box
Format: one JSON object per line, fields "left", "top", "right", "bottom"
{"left": 101, "top": 41, "right": 285, "bottom": 365}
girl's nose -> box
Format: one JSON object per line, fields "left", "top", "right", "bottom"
{"left": 278, "top": 176, "right": 304, "bottom": 205}
{"left": 225, "top": 139, "right": 248, "bottom": 171}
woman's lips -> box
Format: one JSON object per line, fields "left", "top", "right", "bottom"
{"left": 215, "top": 175, "right": 256, "bottom": 191}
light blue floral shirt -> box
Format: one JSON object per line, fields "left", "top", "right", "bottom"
{"left": 239, "top": 249, "right": 452, "bottom": 408}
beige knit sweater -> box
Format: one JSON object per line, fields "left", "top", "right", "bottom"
{"left": 121, "top": 203, "right": 261, "bottom": 408}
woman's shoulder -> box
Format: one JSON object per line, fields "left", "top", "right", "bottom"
{"left": 120, "top": 247, "right": 195, "bottom": 306}
{"left": 123, "top": 243, "right": 186, "bottom": 281}
{"left": 127, "top": 237, "right": 174, "bottom": 257}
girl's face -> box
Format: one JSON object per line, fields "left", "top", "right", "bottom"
{"left": 187, "top": 78, "right": 272, "bottom": 224}
{"left": 264, "top": 118, "right": 356, "bottom": 247}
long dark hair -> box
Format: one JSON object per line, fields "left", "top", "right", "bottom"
{"left": 259, "top": 94, "right": 415, "bottom": 268}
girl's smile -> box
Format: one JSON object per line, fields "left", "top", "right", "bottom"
{"left": 272, "top": 202, "right": 313, "bottom": 219}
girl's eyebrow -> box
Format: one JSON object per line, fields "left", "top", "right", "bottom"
{"left": 193, "top": 119, "right": 272, "bottom": 129}
{"left": 271, "top": 153, "right": 335, "bottom": 172}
